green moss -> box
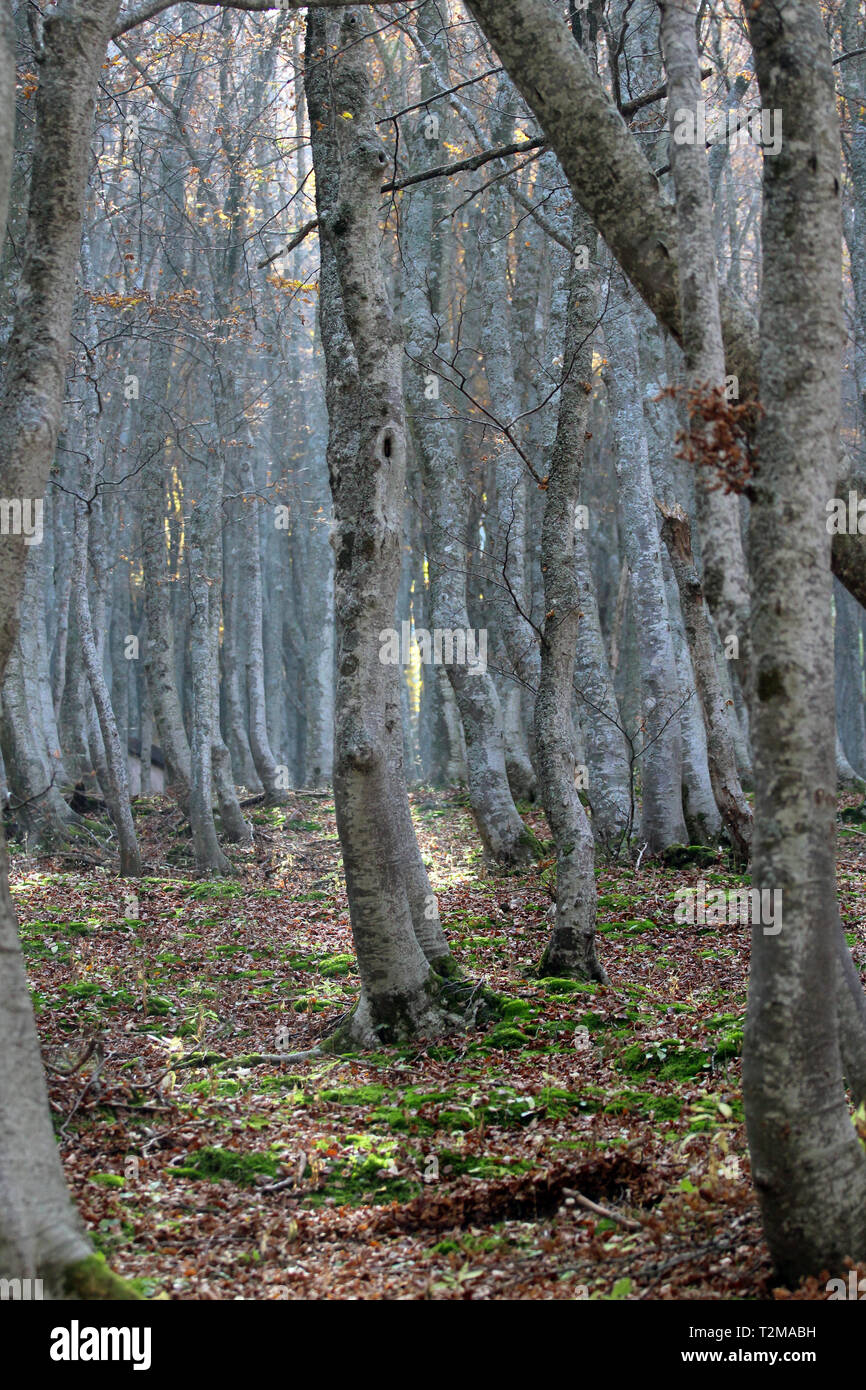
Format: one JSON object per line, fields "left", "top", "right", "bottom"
{"left": 89, "top": 1172, "right": 125, "bottom": 1188}
{"left": 59, "top": 1253, "right": 143, "bottom": 1300}
{"left": 404, "top": 1087, "right": 455, "bottom": 1105}
{"left": 713, "top": 1025, "right": 744, "bottom": 1060}
{"left": 169, "top": 1145, "right": 279, "bottom": 1185}
{"left": 317, "top": 1084, "right": 391, "bottom": 1106}
{"left": 438, "top": 1150, "right": 532, "bottom": 1179}
{"left": 537, "top": 1086, "right": 598, "bottom": 1119}
{"left": 540, "top": 977, "right": 596, "bottom": 995}
{"left": 184, "top": 881, "right": 245, "bottom": 900}
{"left": 306, "top": 1155, "right": 420, "bottom": 1208}
{"left": 486, "top": 1022, "right": 531, "bottom": 1049}
{"left": 318, "top": 953, "right": 355, "bottom": 977}
{"left": 519, "top": 826, "right": 545, "bottom": 860}
{"left": 618, "top": 1039, "right": 710, "bottom": 1081}
{"left": 498, "top": 998, "right": 534, "bottom": 1019}
{"left": 598, "top": 919, "right": 657, "bottom": 936}
{"left": 145, "top": 994, "right": 173, "bottom": 1016}
{"left": 659, "top": 844, "right": 718, "bottom": 869}
{"left": 368, "top": 1106, "right": 418, "bottom": 1132}
{"left": 597, "top": 892, "right": 641, "bottom": 909}
{"left": 603, "top": 1090, "right": 683, "bottom": 1121}
{"left": 438, "top": 1106, "right": 479, "bottom": 1130}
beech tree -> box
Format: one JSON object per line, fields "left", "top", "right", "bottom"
{"left": 0, "top": 0, "right": 140, "bottom": 1298}
{"left": 5, "top": 0, "right": 866, "bottom": 1297}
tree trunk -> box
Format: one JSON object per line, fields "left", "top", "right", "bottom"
{"left": 742, "top": 0, "right": 866, "bottom": 1281}
{"left": 0, "top": 0, "right": 140, "bottom": 1297}
{"left": 536, "top": 208, "right": 605, "bottom": 982}
{"left": 658, "top": 503, "right": 752, "bottom": 859}
{"left": 305, "top": 8, "right": 460, "bottom": 1044}
{"left": 605, "top": 281, "right": 688, "bottom": 853}
{"left": 139, "top": 330, "right": 193, "bottom": 811}
{"left": 399, "top": 31, "right": 536, "bottom": 867}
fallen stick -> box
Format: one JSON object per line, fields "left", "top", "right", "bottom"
{"left": 561, "top": 1187, "right": 641, "bottom": 1231}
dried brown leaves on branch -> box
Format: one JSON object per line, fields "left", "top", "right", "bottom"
{"left": 659, "top": 383, "right": 761, "bottom": 499}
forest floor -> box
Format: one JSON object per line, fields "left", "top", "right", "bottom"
{"left": 12, "top": 788, "right": 866, "bottom": 1301}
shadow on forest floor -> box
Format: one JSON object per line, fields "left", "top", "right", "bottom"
{"left": 12, "top": 788, "right": 866, "bottom": 1300}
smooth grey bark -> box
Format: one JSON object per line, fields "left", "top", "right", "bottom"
{"left": 205, "top": 498, "right": 253, "bottom": 851}
{"left": 573, "top": 521, "right": 632, "bottom": 851}
{"left": 237, "top": 449, "right": 287, "bottom": 802}
{"left": 306, "top": 8, "right": 460, "bottom": 1045}
{"left": 840, "top": 0, "right": 866, "bottom": 445}
{"left": 642, "top": 322, "right": 721, "bottom": 844}
{"left": 0, "top": 0, "right": 142, "bottom": 1299}
{"left": 71, "top": 487, "right": 142, "bottom": 878}
{"left": 188, "top": 521, "right": 232, "bottom": 876}
{"left": 479, "top": 92, "right": 542, "bottom": 792}
{"left": 220, "top": 529, "right": 262, "bottom": 791}
{"left": 742, "top": 0, "right": 866, "bottom": 1282}
{"left": 453, "top": 0, "right": 866, "bottom": 615}
{"left": 50, "top": 495, "right": 73, "bottom": 723}
{"left": 138, "top": 322, "right": 193, "bottom": 810}
{"left": 836, "top": 727, "right": 863, "bottom": 792}
{"left": 835, "top": 578, "right": 866, "bottom": 778}
{"left": 399, "top": 16, "right": 536, "bottom": 867}
{"left": 0, "top": 548, "right": 77, "bottom": 847}
{"left": 658, "top": 504, "right": 752, "bottom": 859}
{"left": 671, "top": 609, "right": 722, "bottom": 845}
{"left": 535, "top": 208, "right": 605, "bottom": 982}
{"left": 280, "top": 47, "right": 334, "bottom": 788}
{"left": 659, "top": 0, "right": 753, "bottom": 697}
{"left": 604, "top": 281, "right": 688, "bottom": 853}
{"left": 67, "top": 250, "right": 141, "bottom": 878}
{"left": 33, "top": 510, "right": 68, "bottom": 788}
{"left": 109, "top": 544, "right": 132, "bottom": 770}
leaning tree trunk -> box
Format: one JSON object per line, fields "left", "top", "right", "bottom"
{"left": 536, "top": 208, "right": 606, "bottom": 983}
{"left": 742, "top": 0, "right": 866, "bottom": 1281}
{"left": 0, "top": 0, "right": 140, "bottom": 1297}
{"left": 461, "top": 0, "right": 866, "bottom": 621}
{"left": 305, "top": 8, "right": 462, "bottom": 1044}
